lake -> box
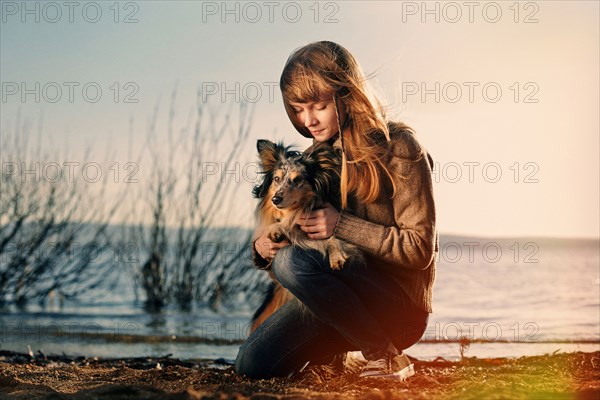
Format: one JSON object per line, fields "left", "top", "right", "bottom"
{"left": 1, "top": 235, "right": 598, "bottom": 361}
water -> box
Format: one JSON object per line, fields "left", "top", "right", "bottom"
{"left": 432, "top": 237, "right": 599, "bottom": 343}
{"left": 1, "top": 236, "right": 598, "bottom": 361}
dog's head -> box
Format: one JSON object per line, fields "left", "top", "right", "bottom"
{"left": 253, "top": 139, "right": 341, "bottom": 211}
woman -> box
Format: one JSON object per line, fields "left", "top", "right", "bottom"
{"left": 235, "top": 41, "right": 438, "bottom": 380}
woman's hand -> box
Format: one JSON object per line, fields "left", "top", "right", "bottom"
{"left": 298, "top": 202, "right": 340, "bottom": 239}
{"left": 254, "top": 231, "right": 290, "bottom": 261}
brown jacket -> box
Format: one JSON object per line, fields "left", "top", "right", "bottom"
{"left": 331, "top": 122, "right": 438, "bottom": 313}
{"left": 252, "top": 121, "right": 439, "bottom": 313}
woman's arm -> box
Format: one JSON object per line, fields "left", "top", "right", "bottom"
{"left": 334, "top": 146, "right": 438, "bottom": 271}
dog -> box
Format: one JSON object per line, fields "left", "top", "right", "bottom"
{"left": 249, "top": 139, "right": 361, "bottom": 332}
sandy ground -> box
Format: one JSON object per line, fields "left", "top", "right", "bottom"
{"left": 0, "top": 350, "right": 598, "bottom": 399}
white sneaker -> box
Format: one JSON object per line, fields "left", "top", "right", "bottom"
{"left": 359, "top": 353, "right": 415, "bottom": 380}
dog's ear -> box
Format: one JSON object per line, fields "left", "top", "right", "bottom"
{"left": 302, "top": 143, "right": 341, "bottom": 200}
{"left": 254, "top": 139, "right": 282, "bottom": 199}
{"left": 257, "top": 139, "right": 288, "bottom": 172}
{"left": 257, "top": 139, "right": 274, "bottom": 154}
{"left": 306, "top": 144, "right": 340, "bottom": 172}
{"left": 302, "top": 143, "right": 341, "bottom": 174}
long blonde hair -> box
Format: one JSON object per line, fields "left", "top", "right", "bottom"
{"left": 280, "top": 41, "right": 413, "bottom": 208}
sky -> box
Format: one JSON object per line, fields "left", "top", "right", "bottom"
{"left": 1, "top": 0, "right": 598, "bottom": 239}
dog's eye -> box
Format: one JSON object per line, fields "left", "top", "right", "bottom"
{"left": 292, "top": 177, "right": 303, "bottom": 185}
{"left": 273, "top": 176, "right": 280, "bottom": 183}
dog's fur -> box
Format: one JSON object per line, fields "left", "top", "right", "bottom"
{"left": 249, "top": 139, "right": 361, "bottom": 333}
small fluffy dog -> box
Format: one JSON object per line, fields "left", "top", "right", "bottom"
{"left": 249, "top": 139, "right": 361, "bottom": 332}
{"left": 254, "top": 139, "right": 357, "bottom": 270}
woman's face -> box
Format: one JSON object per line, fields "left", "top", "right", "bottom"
{"left": 289, "top": 99, "right": 345, "bottom": 142}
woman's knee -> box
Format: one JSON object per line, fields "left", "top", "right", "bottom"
{"left": 392, "top": 314, "right": 430, "bottom": 351}
{"left": 234, "top": 343, "right": 271, "bottom": 379}
{"left": 235, "top": 342, "right": 300, "bottom": 379}
{"left": 271, "top": 246, "right": 327, "bottom": 289}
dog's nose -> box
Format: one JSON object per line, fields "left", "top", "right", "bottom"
{"left": 271, "top": 196, "right": 282, "bottom": 205}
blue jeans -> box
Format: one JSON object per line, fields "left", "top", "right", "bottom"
{"left": 234, "top": 246, "right": 429, "bottom": 379}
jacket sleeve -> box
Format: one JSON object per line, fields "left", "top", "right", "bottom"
{"left": 333, "top": 137, "right": 438, "bottom": 270}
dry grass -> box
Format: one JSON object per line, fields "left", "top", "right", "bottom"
{"left": 0, "top": 351, "right": 598, "bottom": 399}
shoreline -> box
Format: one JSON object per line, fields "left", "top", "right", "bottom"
{"left": 1, "top": 350, "right": 598, "bottom": 399}
{"left": 1, "top": 339, "right": 598, "bottom": 364}
{"left": 5, "top": 325, "right": 600, "bottom": 345}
